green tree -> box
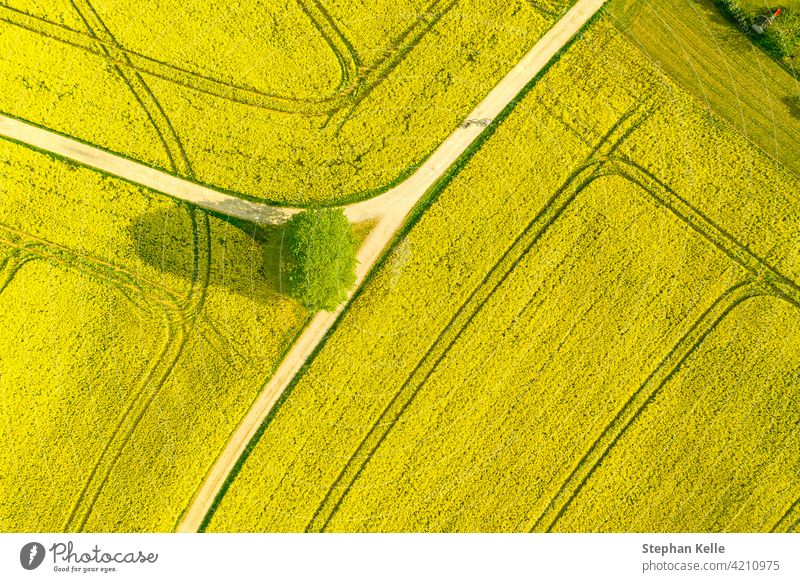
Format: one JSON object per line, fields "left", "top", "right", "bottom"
{"left": 284, "top": 208, "right": 358, "bottom": 312}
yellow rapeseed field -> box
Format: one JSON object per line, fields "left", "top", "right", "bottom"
{"left": 0, "top": 0, "right": 560, "bottom": 204}
{"left": 90, "top": 0, "right": 342, "bottom": 100}
{"left": 204, "top": 20, "right": 800, "bottom": 532}
{"left": 554, "top": 295, "right": 800, "bottom": 532}
{"left": 0, "top": 140, "right": 307, "bottom": 531}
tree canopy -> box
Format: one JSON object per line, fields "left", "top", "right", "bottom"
{"left": 284, "top": 208, "right": 358, "bottom": 312}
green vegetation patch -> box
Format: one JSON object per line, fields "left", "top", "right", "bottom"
{"left": 608, "top": 0, "right": 800, "bottom": 177}
{"left": 285, "top": 209, "right": 358, "bottom": 312}
{"left": 716, "top": 0, "right": 800, "bottom": 61}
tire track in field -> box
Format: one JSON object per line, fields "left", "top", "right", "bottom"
{"left": 296, "top": 0, "right": 361, "bottom": 92}
{"left": 63, "top": 312, "right": 185, "bottom": 531}
{"left": 310, "top": 97, "right": 800, "bottom": 531}
{"left": 527, "top": 2, "right": 559, "bottom": 17}
{"left": 64, "top": 208, "right": 211, "bottom": 531}
{"left": 531, "top": 281, "right": 766, "bottom": 531}
{"left": 771, "top": 496, "right": 800, "bottom": 532}
{"left": 333, "top": 0, "right": 459, "bottom": 130}
{"left": 717, "top": 415, "right": 800, "bottom": 532}
{"left": 196, "top": 314, "right": 248, "bottom": 376}
{"left": 0, "top": 246, "right": 38, "bottom": 295}
{"left": 0, "top": 223, "right": 200, "bottom": 532}
{"left": 68, "top": 0, "right": 192, "bottom": 176}
{"left": 532, "top": 161, "right": 800, "bottom": 532}
{"left": 615, "top": 159, "right": 800, "bottom": 307}
{"left": 349, "top": 0, "right": 454, "bottom": 87}
{"left": 0, "top": 3, "right": 337, "bottom": 114}
{"left": 0, "top": 0, "right": 454, "bottom": 116}
{"left": 530, "top": 154, "right": 800, "bottom": 531}
{"left": 58, "top": 0, "right": 215, "bottom": 528}
{"left": 0, "top": 223, "right": 184, "bottom": 314}
{"left": 307, "top": 167, "right": 608, "bottom": 532}
{"left": 397, "top": 227, "right": 608, "bottom": 532}
{"left": 304, "top": 107, "right": 647, "bottom": 532}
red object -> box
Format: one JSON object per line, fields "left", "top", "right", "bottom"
{"left": 775, "top": 8, "right": 782, "bottom": 16}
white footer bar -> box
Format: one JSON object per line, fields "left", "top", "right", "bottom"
{"left": 1, "top": 533, "right": 797, "bottom": 581}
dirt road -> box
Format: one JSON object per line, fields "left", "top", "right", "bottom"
{"left": 0, "top": 0, "right": 605, "bottom": 532}
{"left": 0, "top": 115, "right": 300, "bottom": 224}
{"left": 1, "top": 0, "right": 603, "bottom": 230}
{"left": 173, "top": 0, "right": 606, "bottom": 533}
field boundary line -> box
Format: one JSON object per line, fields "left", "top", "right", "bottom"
{"left": 0, "top": 114, "right": 300, "bottom": 222}
{"left": 188, "top": 10, "right": 607, "bottom": 529}
{"left": 0, "top": 2, "right": 587, "bottom": 214}
{"left": 0, "top": 0, "right": 579, "bottom": 209}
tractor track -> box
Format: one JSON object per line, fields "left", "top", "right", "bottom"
{"left": 526, "top": 0, "right": 572, "bottom": 17}
{"left": 0, "top": 223, "right": 184, "bottom": 313}
{"left": 305, "top": 108, "right": 646, "bottom": 531}
{"left": 532, "top": 281, "right": 767, "bottom": 531}
{"left": 69, "top": 0, "right": 192, "bottom": 176}
{"left": 63, "top": 313, "right": 185, "bottom": 531}
{"left": 63, "top": 309, "right": 182, "bottom": 533}
{"left": 307, "top": 167, "right": 610, "bottom": 532}
{"left": 0, "top": 246, "right": 37, "bottom": 295}
{"left": 64, "top": 208, "right": 211, "bottom": 531}
{"left": 0, "top": 218, "right": 205, "bottom": 532}
{"left": 366, "top": 235, "right": 609, "bottom": 532}
{"left": 332, "top": 0, "right": 460, "bottom": 130}
{"left": 0, "top": 0, "right": 453, "bottom": 116}
{"left": 296, "top": 0, "right": 361, "bottom": 93}
{"left": 613, "top": 159, "right": 800, "bottom": 308}
{"left": 53, "top": 0, "right": 216, "bottom": 529}
{"left": 771, "top": 493, "right": 800, "bottom": 532}
{"left": 530, "top": 157, "right": 800, "bottom": 531}
{"left": 307, "top": 100, "right": 800, "bottom": 532}
{"left": 0, "top": 0, "right": 616, "bottom": 531}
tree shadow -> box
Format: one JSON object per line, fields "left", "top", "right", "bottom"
{"left": 221, "top": 214, "right": 292, "bottom": 294}
{"left": 690, "top": 0, "right": 758, "bottom": 50}
{"left": 129, "top": 206, "right": 292, "bottom": 305}
{"left": 783, "top": 95, "right": 800, "bottom": 118}
{"left": 699, "top": 0, "right": 739, "bottom": 27}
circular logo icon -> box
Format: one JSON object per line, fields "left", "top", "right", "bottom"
{"left": 20, "top": 542, "right": 45, "bottom": 570}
